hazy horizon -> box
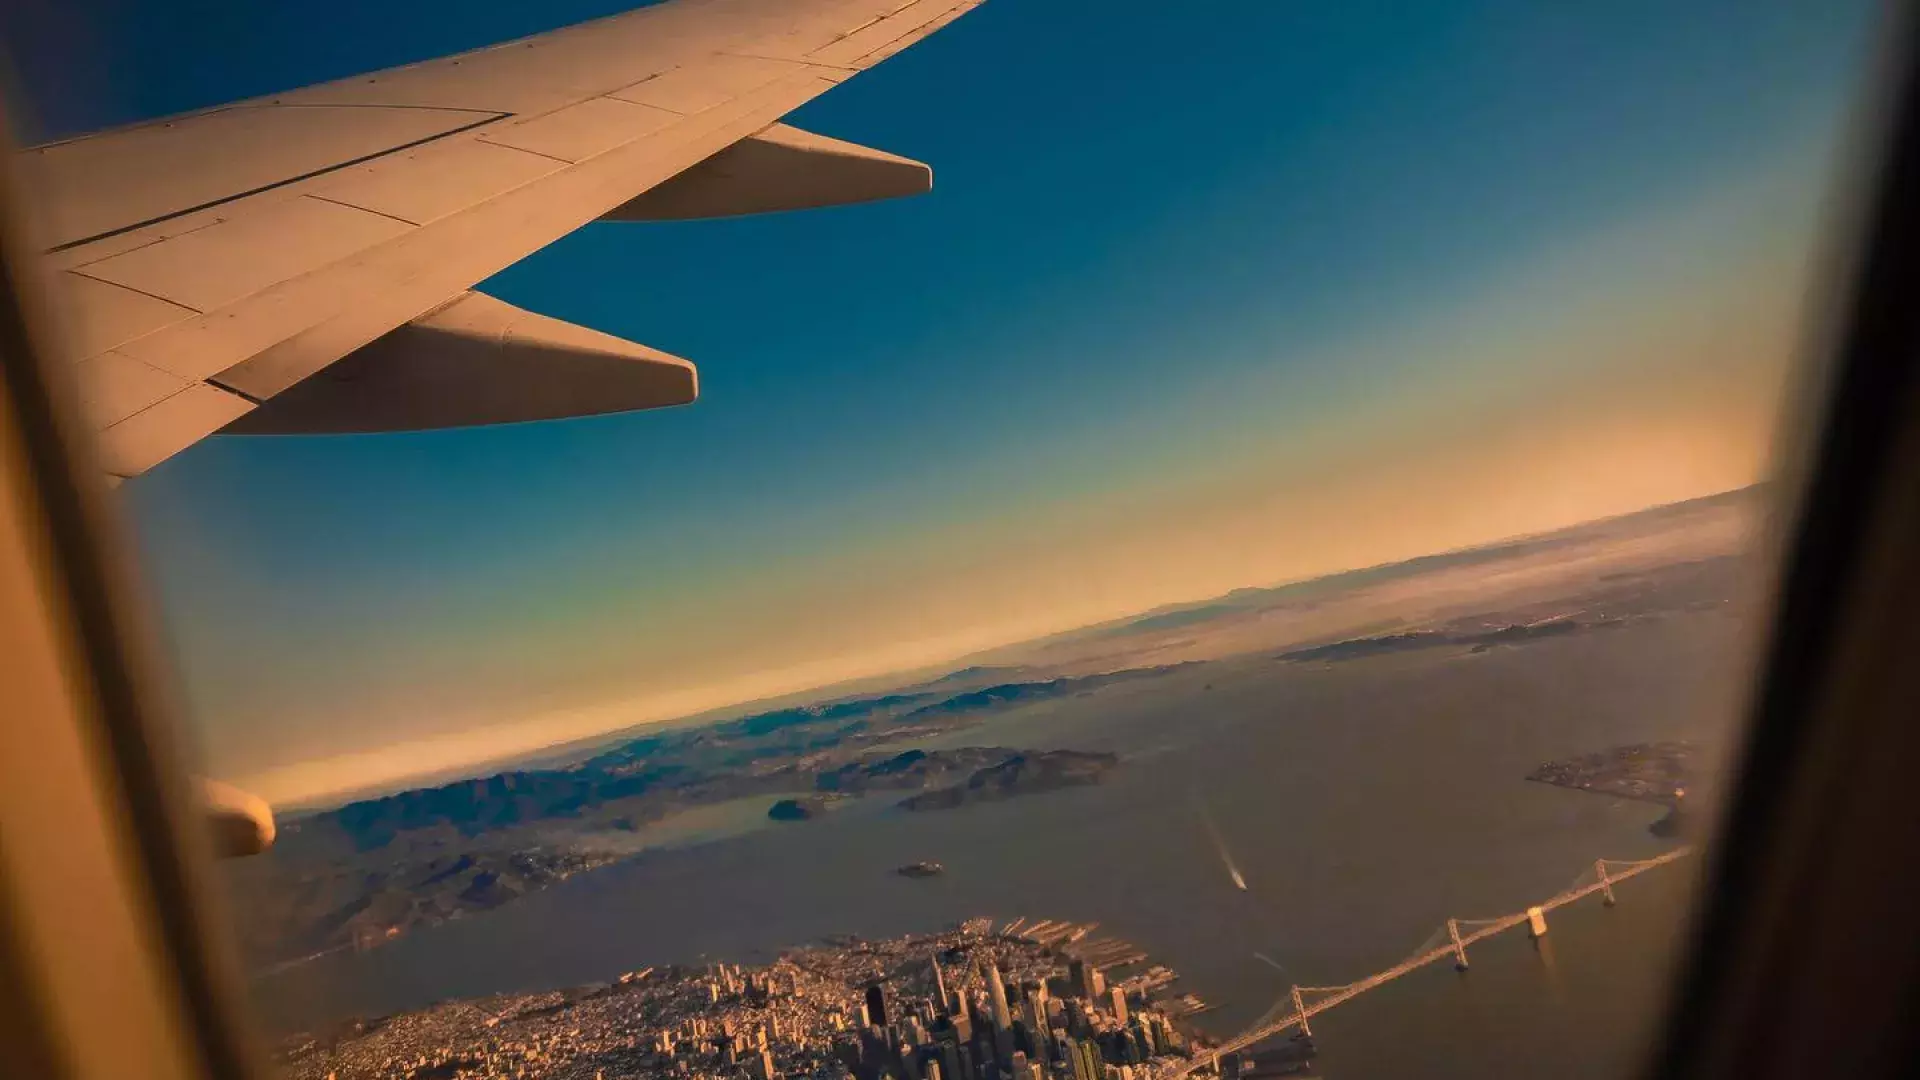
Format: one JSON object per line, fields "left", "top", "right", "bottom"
{"left": 261, "top": 483, "right": 1760, "bottom": 810}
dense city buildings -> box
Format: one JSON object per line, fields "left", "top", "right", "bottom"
{"left": 279, "top": 918, "right": 1212, "bottom": 1080}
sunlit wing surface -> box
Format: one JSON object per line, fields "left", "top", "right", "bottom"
{"left": 17, "top": 0, "right": 983, "bottom": 478}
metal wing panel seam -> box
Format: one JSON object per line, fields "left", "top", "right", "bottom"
{"left": 43, "top": 111, "right": 515, "bottom": 255}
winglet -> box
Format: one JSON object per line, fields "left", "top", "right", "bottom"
{"left": 600, "top": 123, "right": 932, "bottom": 222}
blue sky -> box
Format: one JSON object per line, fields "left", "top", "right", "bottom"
{"left": 0, "top": 0, "right": 1876, "bottom": 801}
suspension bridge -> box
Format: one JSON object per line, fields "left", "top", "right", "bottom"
{"left": 1157, "top": 847, "right": 1694, "bottom": 1078}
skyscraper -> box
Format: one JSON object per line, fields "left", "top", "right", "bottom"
{"left": 1078, "top": 1040, "right": 1104, "bottom": 1080}
{"left": 1065, "top": 1000, "right": 1091, "bottom": 1038}
{"left": 1128, "top": 1022, "right": 1152, "bottom": 1063}
{"left": 984, "top": 962, "right": 1015, "bottom": 1066}
{"left": 985, "top": 964, "right": 1013, "bottom": 1034}
{"left": 1022, "top": 997, "right": 1051, "bottom": 1060}
{"left": 1064, "top": 1038, "right": 1097, "bottom": 1080}
{"left": 1109, "top": 987, "right": 1128, "bottom": 1025}
{"left": 1070, "top": 958, "right": 1106, "bottom": 1001}
{"left": 867, "top": 983, "right": 890, "bottom": 1028}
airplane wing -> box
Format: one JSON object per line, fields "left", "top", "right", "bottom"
{"left": 17, "top": 0, "right": 983, "bottom": 479}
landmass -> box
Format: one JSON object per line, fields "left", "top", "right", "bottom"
{"left": 1648, "top": 802, "right": 1694, "bottom": 839}
{"left": 1276, "top": 615, "right": 1619, "bottom": 665}
{"left": 1525, "top": 741, "right": 1698, "bottom": 803}
{"left": 817, "top": 747, "right": 1030, "bottom": 794}
{"left": 1526, "top": 741, "right": 1707, "bottom": 839}
{"left": 225, "top": 672, "right": 1170, "bottom": 971}
{"left": 896, "top": 861, "right": 945, "bottom": 878}
{"left": 274, "top": 917, "right": 1212, "bottom": 1080}
{"left": 768, "top": 795, "right": 841, "bottom": 821}
{"left": 899, "top": 751, "right": 1120, "bottom": 811}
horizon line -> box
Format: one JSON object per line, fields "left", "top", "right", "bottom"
{"left": 263, "top": 481, "right": 1764, "bottom": 813}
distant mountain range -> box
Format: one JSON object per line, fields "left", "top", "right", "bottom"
{"left": 986, "top": 485, "right": 1761, "bottom": 655}
{"left": 311, "top": 664, "right": 1189, "bottom": 851}
{"left": 898, "top": 750, "right": 1119, "bottom": 811}
{"left": 311, "top": 487, "right": 1757, "bottom": 813}
{"left": 226, "top": 664, "right": 1190, "bottom": 968}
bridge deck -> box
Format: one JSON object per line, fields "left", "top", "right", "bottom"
{"left": 1158, "top": 847, "right": 1693, "bottom": 1078}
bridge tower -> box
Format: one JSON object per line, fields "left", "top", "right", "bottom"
{"left": 1447, "top": 919, "right": 1470, "bottom": 971}
{"left": 1596, "top": 859, "right": 1617, "bottom": 906}
{"left": 1290, "top": 985, "right": 1312, "bottom": 1038}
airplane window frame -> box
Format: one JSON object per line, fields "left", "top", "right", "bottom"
{"left": 1644, "top": 6, "right": 1920, "bottom": 1078}
{"left": 2, "top": 7, "right": 1920, "bottom": 1080}
{"left": 0, "top": 106, "right": 262, "bottom": 1079}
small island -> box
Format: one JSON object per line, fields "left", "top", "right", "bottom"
{"left": 768, "top": 795, "right": 844, "bottom": 821}
{"left": 1527, "top": 741, "right": 1705, "bottom": 837}
{"left": 896, "top": 861, "right": 945, "bottom": 878}
{"left": 1526, "top": 741, "right": 1697, "bottom": 803}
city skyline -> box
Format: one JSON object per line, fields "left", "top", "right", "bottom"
{"left": 275, "top": 916, "right": 1201, "bottom": 1080}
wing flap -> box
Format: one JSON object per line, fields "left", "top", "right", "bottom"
{"left": 610, "top": 52, "right": 816, "bottom": 115}
{"left": 47, "top": 272, "right": 196, "bottom": 360}
{"left": 809, "top": 0, "right": 983, "bottom": 67}
{"left": 610, "top": 50, "right": 814, "bottom": 115}
{"left": 477, "top": 97, "right": 682, "bottom": 162}
{"left": 221, "top": 291, "right": 695, "bottom": 434}
{"left": 95, "top": 383, "right": 254, "bottom": 478}
{"left": 69, "top": 351, "right": 193, "bottom": 430}
{"left": 70, "top": 195, "right": 414, "bottom": 317}
{"left": 601, "top": 122, "right": 930, "bottom": 220}
{"left": 22, "top": 104, "right": 502, "bottom": 250}
{"left": 312, "top": 139, "right": 565, "bottom": 227}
